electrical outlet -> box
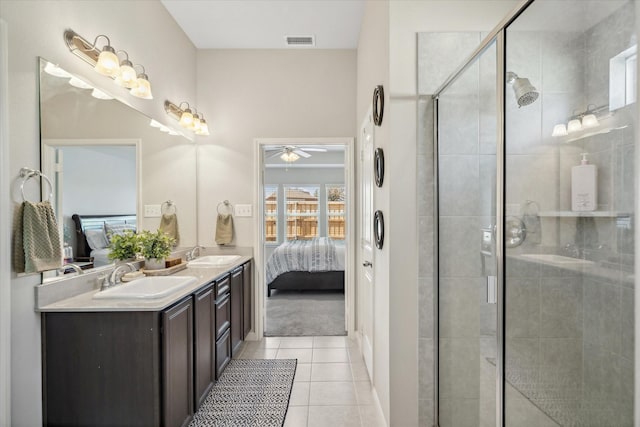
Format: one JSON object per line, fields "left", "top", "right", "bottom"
{"left": 144, "top": 204, "right": 162, "bottom": 218}
{"left": 234, "top": 204, "right": 252, "bottom": 217}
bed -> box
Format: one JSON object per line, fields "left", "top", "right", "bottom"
{"left": 265, "top": 237, "right": 345, "bottom": 297}
{"left": 71, "top": 214, "right": 137, "bottom": 267}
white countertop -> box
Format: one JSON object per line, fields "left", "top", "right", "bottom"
{"left": 37, "top": 255, "right": 252, "bottom": 312}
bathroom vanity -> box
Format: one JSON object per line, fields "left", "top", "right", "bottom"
{"left": 39, "top": 257, "right": 253, "bottom": 427}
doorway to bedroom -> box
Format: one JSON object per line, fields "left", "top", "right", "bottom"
{"left": 256, "top": 139, "right": 354, "bottom": 338}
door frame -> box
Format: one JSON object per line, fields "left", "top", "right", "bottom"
{"left": 252, "top": 137, "right": 355, "bottom": 340}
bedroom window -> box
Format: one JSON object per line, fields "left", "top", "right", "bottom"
{"left": 285, "top": 186, "right": 319, "bottom": 241}
{"left": 326, "top": 185, "right": 346, "bottom": 240}
{"left": 264, "top": 185, "right": 278, "bottom": 243}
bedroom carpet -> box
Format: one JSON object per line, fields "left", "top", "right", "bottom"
{"left": 188, "top": 359, "right": 296, "bottom": 427}
{"left": 265, "top": 290, "right": 346, "bottom": 337}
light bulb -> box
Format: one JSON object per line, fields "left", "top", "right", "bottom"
{"left": 581, "top": 113, "right": 599, "bottom": 128}
{"left": 197, "top": 120, "right": 210, "bottom": 136}
{"left": 94, "top": 45, "right": 120, "bottom": 77}
{"left": 91, "top": 88, "right": 113, "bottom": 100}
{"left": 115, "top": 59, "right": 138, "bottom": 89}
{"left": 179, "top": 109, "right": 194, "bottom": 128}
{"left": 130, "top": 74, "right": 153, "bottom": 99}
{"left": 551, "top": 124, "right": 568, "bottom": 137}
{"left": 567, "top": 119, "right": 582, "bottom": 133}
{"left": 68, "top": 76, "right": 93, "bottom": 89}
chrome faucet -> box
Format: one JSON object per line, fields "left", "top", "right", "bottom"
{"left": 61, "top": 263, "right": 84, "bottom": 275}
{"left": 186, "top": 246, "right": 204, "bottom": 261}
{"left": 103, "top": 263, "right": 136, "bottom": 290}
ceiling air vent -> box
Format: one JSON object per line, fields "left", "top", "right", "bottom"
{"left": 285, "top": 35, "right": 315, "bottom": 47}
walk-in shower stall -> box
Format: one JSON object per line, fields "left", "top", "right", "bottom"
{"left": 429, "top": 0, "right": 637, "bottom": 425}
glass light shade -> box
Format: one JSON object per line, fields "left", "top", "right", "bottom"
{"left": 281, "top": 151, "right": 300, "bottom": 162}
{"left": 44, "top": 62, "right": 72, "bottom": 78}
{"left": 197, "top": 120, "right": 210, "bottom": 136}
{"left": 179, "top": 109, "right": 194, "bottom": 128}
{"left": 115, "top": 60, "right": 138, "bottom": 89}
{"left": 191, "top": 116, "right": 202, "bottom": 132}
{"left": 581, "top": 113, "right": 599, "bottom": 128}
{"left": 551, "top": 124, "right": 568, "bottom": 137}
{"left": 68, "top": 76, "right": 93, "bottom": 89}
{"left": 567, "top": 119, "right": 582, "bottom": 133}
{"left": 91, "top": 88, "right": 113, "bottom": 100}
{"left": 130, "top": 75, "right": 153, "bottom": 99}
{"left": 94, "top": 46, "right": 120, "bottom": 77}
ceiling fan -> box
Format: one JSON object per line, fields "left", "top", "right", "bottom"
{"left": 266, "top": 145, "right": 327, "bottom": 162}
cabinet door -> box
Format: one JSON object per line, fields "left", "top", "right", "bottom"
{"left": 230, "top": 267, "right": 243, "bottom": 356}
{"left": 242, "top": 261, "right": 252, "bottom": 338}
{"left": 193, "top": 284, "right": 215, "bottom": 411}
{"left": 163, "top": 298, "right": 194, "bottom": 427}
{"left": 215, "top": 328, "right": 232, "bottom": 379}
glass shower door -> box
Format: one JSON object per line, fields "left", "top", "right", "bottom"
{"left": 436, "top": 39, "right": 499, "bottom": 427}
{"left": 504, "top": 1, "right": 636, "bottom": 425}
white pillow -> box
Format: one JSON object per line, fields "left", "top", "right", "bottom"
{"left": 85, "top": 229, "right": 109, "bottom": 250}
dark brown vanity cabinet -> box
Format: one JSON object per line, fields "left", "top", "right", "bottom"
{"left": 230, "top": 266, "right": 244, "bottom": 356}
{"left": 193, "top": 283, "right": 215, "bottom": 410}
{"left": 42, "top": 297, "right": 194, "bottom": 427}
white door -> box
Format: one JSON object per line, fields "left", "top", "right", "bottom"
{"left": 359, "top": 110, "right": 375, "bottom": 380}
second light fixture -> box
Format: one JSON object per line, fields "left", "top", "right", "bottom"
{"left": 165, "top": 101, "right": 210, "bottom": 136}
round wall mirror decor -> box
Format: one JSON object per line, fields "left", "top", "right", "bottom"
{"left": 372, "top": 85, "right": 384, "bottom": 126}
{"left": 374, "top": 148, "right": 384, "bottom": 187}
{"left": 374, "top": 210, "right": 384, "bottom": 249}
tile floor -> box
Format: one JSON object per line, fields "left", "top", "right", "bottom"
{"left": 235, "top": 336, "right": 386, "bottom": 427}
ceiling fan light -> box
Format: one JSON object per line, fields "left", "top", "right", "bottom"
{"left": 281, "top": 151, "right": 300, "bottom": 162}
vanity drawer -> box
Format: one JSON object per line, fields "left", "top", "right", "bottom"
{"left": 215, "top": 328, "right": 231, "bottom": 380}
{"left": 215, "top": 293, "right": 231, "bottom": 339}
{"left": 215, "top": 275, "right": 230, "bottom": 299}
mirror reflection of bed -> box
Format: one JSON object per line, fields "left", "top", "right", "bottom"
{"left": 262, "top": 144, "right": 347, "bottom": 337}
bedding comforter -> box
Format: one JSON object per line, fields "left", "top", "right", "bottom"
{"left": 265, "top": 237, "right": 345, "bottom": 285}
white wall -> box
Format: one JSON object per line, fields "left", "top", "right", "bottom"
{"left": 0, "top": 1, "right": 197, "bottom": 425}
{"left": 195, "top": 49, "right": 356, "bottom": 248}
{"left": 356, "top": 1, "right": 391, "bottom": 423}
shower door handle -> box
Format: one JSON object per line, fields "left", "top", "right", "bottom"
{"left": 362, "top": 261, "right": 372, "bottom": 267}
{"left": 487, "top": 276, "right": 497, "bottom": 304}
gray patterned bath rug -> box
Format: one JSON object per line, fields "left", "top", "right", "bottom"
{"left": 189, "top": 358, "right": 297, "bottom": 427}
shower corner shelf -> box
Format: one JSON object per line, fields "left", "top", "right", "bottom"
{"left": 537, "top": 210, "right": 631, "bottom": 218}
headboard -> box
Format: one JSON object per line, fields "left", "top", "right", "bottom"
{"left": 72, "top": 214, "right": 137, "bottom": 259}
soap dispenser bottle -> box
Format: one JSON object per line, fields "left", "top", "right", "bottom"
{"left": 571, "top": 152, "right": 597, "bottom": 211}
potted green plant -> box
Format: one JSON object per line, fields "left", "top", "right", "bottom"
{"left": 139, "top": 230, "right": 175, "bottom": 270}
{"left": 107, "top": 229, "right": 140, "bottom": 261}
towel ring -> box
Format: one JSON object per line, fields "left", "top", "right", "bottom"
{"left": 217, "top": 200, "right": 233, "bottom": 215}
{"left": 20, "top": 167, "right": 53, "bottom": 203}
{"left": 161, "top": 200, "right": 177, "bottom": 215}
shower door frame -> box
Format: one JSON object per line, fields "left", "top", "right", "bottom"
{"left": 431, "top": 1, "right": 534, "bottom": 426}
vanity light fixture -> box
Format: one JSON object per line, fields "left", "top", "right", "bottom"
{"left": 552, "top": 104, "right": 610, "bottom": 137}
{"left": 164, "top": 100, "right": 211, "bottom": 136}
{"left": 64, "top": 29, "right": 152, "bottom": 100}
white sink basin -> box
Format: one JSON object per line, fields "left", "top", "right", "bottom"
{"left": 93, "top": 276, "right": 198, "bottom": 299}
{"left": 520, "top": 254, "right": 594, "bottom": 265}
{"left": 188, "top": 255, "right": 242, "bottom": 268}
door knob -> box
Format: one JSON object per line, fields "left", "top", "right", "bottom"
{"left": 362, "top": 261, "right": 372, "bottom": 267}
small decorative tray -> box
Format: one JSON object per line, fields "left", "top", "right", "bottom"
{"left": 141, "top": 262, "right": 187, "bottom": 276}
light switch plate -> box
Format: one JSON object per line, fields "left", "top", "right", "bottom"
{"left": 234, "top": 204, "right": 252, "bottom": 217}
{"left": 144, "top": 204, "right": 162, "bottom": 218}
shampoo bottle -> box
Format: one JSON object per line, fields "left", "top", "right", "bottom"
{"left": 571, "top": 153, "right": 597, "bottom": 211}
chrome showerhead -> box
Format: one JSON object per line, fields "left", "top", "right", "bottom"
{"left": 507, "top": 72, "right": 539, "bottom": 107}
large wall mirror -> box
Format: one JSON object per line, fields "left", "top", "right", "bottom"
{"left": 39, "top": 57, "right": 197, "bottom": 282}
